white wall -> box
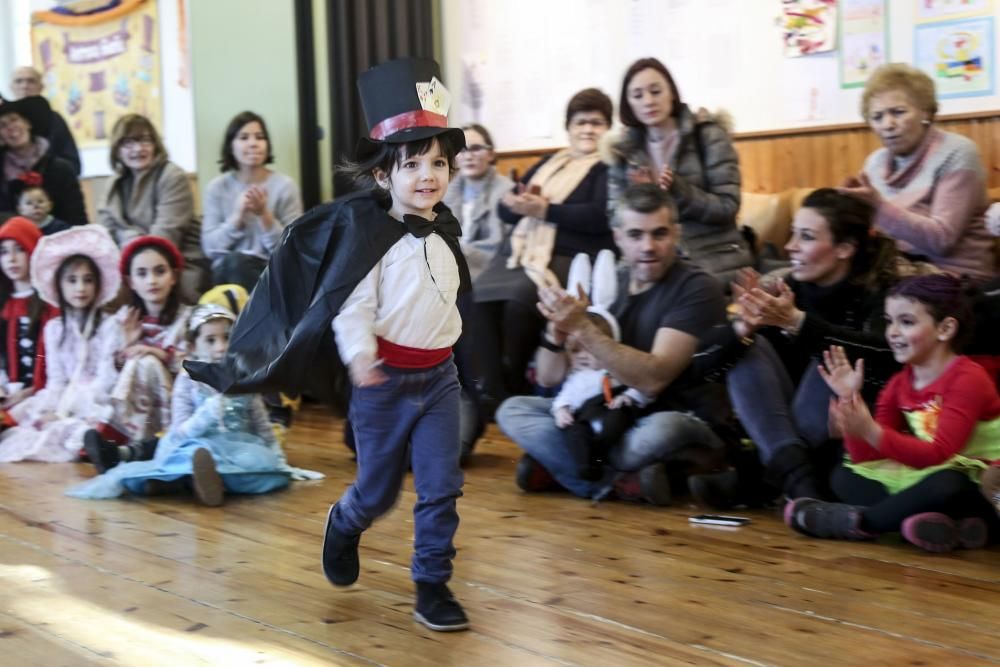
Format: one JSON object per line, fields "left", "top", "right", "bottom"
{"left": 442, "top": 0, "right": 1000, "bottom": 151}
{"left": 4, "top": 0, "right": 195, "bottom": 177}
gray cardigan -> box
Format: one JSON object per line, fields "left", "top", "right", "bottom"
{"left": 442, "top": 167, "right": 514, "bottom": 279}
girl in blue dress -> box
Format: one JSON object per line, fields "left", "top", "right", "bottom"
{"left": 68, "top": 304, "right": 309, "bottom": 504}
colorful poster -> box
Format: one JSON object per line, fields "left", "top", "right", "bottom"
{"left": 916, "top": 0, "right": 993, "bottom": 23}
{"left": 840, "top": 0, "right": 888, "bottom": 87}
{"left": 30, "top": 0, "right": 161, "bottom": 148}
{"left": 914, "top": 17, "right": 994, "bottom": 98}
{"left": 781, "top": 0, "right": 839, "bottom": 57}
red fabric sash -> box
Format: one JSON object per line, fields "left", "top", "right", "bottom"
{"left": 376, "top": 336, "right": 450, "bottom": 369}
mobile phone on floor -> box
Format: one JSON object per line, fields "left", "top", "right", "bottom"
{"left": 688, "top": 514, "right": 751, "bottom": 527}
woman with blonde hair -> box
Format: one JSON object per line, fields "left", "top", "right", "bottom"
{"left": 841, "top": 63, "right": 994, "bottom": 283}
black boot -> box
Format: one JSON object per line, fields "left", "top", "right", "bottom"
{"left": 414, "top": 582, "right": 469, "bottom": 632}
{"left": 83, "top": 430, "right": 120, "bottom": 473}
{"left": 321, "top": 504, "right": 361, "bottom": 587}
{"left": 765, "top": 444, "right": 826, "bottom": 501}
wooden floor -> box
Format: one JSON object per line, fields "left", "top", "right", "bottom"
{"left": 2, "top": 405, "right": 999, "bottom": 666}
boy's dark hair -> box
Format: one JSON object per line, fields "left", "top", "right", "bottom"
{"left": 800, "top": 188, "right": 898, "bottom": 289}
{"left": 889, "top": 274, "right": 974, "bottom": 351}
{"left": 219, "top": 110, "right": 275, "bottom": 172}
{"left": 565, "top": 88, "right": 613, "bottom": 128}
{"left": 55, "top": 254, "right": 103, "bottom": 343}
{"left": 336, "top": 134, "right": 463, "bottom": 205}
{"left": 612, "top": 183, "right": 678, "bottom": 228}
{"left": 619, "top": 58, "right": 683, "bottom": 127}
{"left": 124, "top": 243, "right": 182, "bottom": 325}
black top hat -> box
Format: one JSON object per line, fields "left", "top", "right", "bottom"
{"left": 0, "top": 95, "right": 52, "bottom": 139}
{"left": 355, "top": 57, "right": 465, "bottom": 160}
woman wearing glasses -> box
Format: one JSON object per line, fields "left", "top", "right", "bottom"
{"left": 442, "top": 124, "right": 513, "bottom": 280}
{"left": 473, "top": 88, "right": 614, "bottom": 408}
{"left": 99, "top": 114, "right": 206, "bottom": 300}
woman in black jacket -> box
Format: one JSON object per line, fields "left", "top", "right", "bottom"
{"left": 693, "top": 189, "right": 901, "bottom": 507}
{"left": 0, "top": 96, "right": 86, "bottom": 226}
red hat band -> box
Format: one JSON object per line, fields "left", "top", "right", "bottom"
{"left": 369, "top": 110, "right": 447, "bottom": 141}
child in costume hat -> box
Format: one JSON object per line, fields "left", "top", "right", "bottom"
{"left": 0, "top": 225, "right": 121, "bottom": 461}
{"left": 186, "top": 57, "right": 472, "bottom": 632}
{"left": 0, "top": 217, "right": 59, "bottom": 411}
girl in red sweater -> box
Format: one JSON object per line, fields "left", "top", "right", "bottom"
{"left": 786, "top": 274, "right": 1000, "bottom": 552}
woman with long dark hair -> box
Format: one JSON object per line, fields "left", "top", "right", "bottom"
{"left": 201, "top": 111, "right": 302, "bottom": 291}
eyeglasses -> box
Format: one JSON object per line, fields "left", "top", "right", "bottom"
{"left": 121, "top": 136, "right": 155, "bottom": 149}
{"left": 460, "top": 144, "right": 493, "bottom": 154}
{"left": 570, "top": 119, "right": 609, "bottom": 128}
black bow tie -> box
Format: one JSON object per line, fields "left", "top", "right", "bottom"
{"left": 403, "top": 214, "right": 461, "bottom": 240}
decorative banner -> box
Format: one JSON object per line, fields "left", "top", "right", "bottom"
{"left": 916, "top": 0, "right": 993, "bottom": 23}
{"left": 914, "top": 17, "right": 995, "bottom": 98}
{"left": 30, "top": 0, "right": 161, "bottom": 148}
{"left": 839, "top": 0, "right": 888, "bottom": 88}
{"left": 781, "top": 0, "right": 839, "bottom": 57}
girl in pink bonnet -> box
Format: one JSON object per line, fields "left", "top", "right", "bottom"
{"left": 0, "top": 225, "right": 122, "bottom": 462}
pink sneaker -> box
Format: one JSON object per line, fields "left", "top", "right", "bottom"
{"left": 900, "top": 512, "right": 989, "bottom": 553}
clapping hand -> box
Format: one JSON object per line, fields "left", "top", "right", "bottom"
{"left": 838, "top": 173, "right": 882, "bottom": 208}
{"left": 243, "top": 185, "right": 268, "bottom": 215}
{"left": 537, "top": 284, "right": 590, "bottom": 337}
{"left": 735, "top": 278, "right": 802, "bottom": 331}
{"left": 818, "top": 345, "right": 865, "bottom": 399}
{"left": 828, "top": 393, "right": 881, "bottom": 446}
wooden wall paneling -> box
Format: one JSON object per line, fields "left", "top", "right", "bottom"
{"left": 494, "top": 112, "right": 1000, "bottom": 194}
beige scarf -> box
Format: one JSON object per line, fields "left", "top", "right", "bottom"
{"left": 508, "top": 149, "right": 601, "bottom": 288}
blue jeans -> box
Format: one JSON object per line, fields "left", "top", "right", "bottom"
{"left": 726, "top": 336, "right": 832, "bottom": 464}
{"left": 496, "top": 396, "right": 726, "bottom": 499}
{"left": 332, "top": 358, "right": 463, "bottom": 584}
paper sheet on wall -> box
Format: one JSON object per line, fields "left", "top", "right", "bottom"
{"left": 779, "top": 53, "right": 837, "bottom": 122}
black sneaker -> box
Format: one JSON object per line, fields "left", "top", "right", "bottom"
{"left": 83, "top": 430, "right": 119, "bottom": 474}
{"left": 414, "top": 582, "right": 469, "bottom": 632}
{"left": 321, "top": 504, "right": 361, "bottom": 587}
{"left": 191, "top": 448, "right": 224, "bottom": 507}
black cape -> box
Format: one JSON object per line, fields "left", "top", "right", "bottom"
{"left": 185, "top": 191, "right": 470, "bottom": 408}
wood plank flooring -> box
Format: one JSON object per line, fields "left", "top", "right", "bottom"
{"left": 2, "top": 404, "right": 998, "bottom": 666}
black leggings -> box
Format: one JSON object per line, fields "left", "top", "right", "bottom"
{"left": 473, "top": 299, "right": 544, "bottom": 400}
{"left": 831, "top": 465, "right": 1000, "bottom": 537}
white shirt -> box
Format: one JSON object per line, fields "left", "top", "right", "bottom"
{"left": 551, "top": 368, "right": 653, "bottom": 415}
{"left": 332, "top": 231, "right": 461, "bottom": 365}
